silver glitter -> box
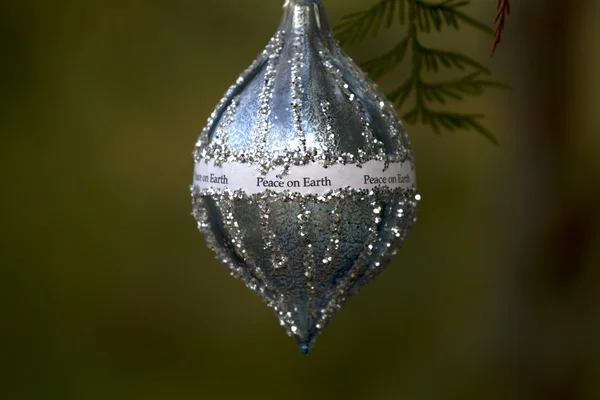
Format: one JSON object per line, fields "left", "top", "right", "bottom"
{"left": 319, "top": 100, "right": 338, "bottom": 155}
{"left": 256, "top": 31, "right": 286, "bottom": 174}
{"left": 194, "top": 33, "right": 279, "bottom": 157}
{"left": 322, "top": 199, "right": 341, "bottom": 267}
{"left": 258, "top": 193, "right": 288, "bottom": 269}
{"left": 317, "top": 196, "right": 382, "bottom": 333}
{"left": 297, "top": 198, "right": 317, "bottom": 320}
{"left": 212, "top": 95, "right": 239, "bottom": 165}
{"left": 191, "top": 188, "right": 257, "bottom": 288}
{"left": 319, "top": 48, "right": 386, "bottom": 165}
{"left": 291, "top": 22, "right": 306, "bottom": 154}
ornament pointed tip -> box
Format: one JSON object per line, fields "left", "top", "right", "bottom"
{"left": 299, "top": 343, "right": 311, "bottom": 354}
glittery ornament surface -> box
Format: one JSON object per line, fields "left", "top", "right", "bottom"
{"left": 191, "top": 0, "right": 419, "bottom": 353}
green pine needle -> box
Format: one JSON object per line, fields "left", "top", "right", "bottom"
{"left": 336, "top": 0, "right": 404, "bottom": 46}
{"left": 335, "top": 0, "right": 507, "bottom": 143}
{"left": 362, "top": 37, "right": 409, "bottom": 80}
{"left": 417, "top": 45, "right": 491, "bottom": 74}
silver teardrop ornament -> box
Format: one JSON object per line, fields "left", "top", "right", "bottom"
{"left": 191, "top": 0, "right": 419, "bottom": 353}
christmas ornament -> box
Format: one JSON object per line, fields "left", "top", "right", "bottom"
{"left": 191, "top": 0, "right": 419, "bottom": 353}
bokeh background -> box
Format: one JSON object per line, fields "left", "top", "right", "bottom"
{"left": 2, "top": 0, "right": 599, "bottom": 399}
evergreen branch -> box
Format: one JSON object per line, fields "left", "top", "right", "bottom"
{"left": 421, "top": 73, "right": 510, "bottom": 104}
{"left": 492, "top": 0, "right": 511, "bottom": 55}
{"left": 413, "top": 0, "right": 494, "bottom": 34}
{"left": 336, "top": 0, "right": 507, "bottom": 143}
{"left": 388, "top": 78, "right": 414, "bottom": 109}
{"left": 416, "top": 44, "right": 491, "bottom": 73}
{"left": 362, "top": 37, "right": 410, "bottom": 80}
{"left": 413, "top": 0, "right": 465, "bottom": 32}
{"left": 403, "top": 107, "right": 498, "bottom": 144}
{"left": 335, "top": 0, "right": 403, "bottom": 46}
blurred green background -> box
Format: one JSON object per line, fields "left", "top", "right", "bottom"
{"left": 2, "top": 0, "right": 600, "bottom": 399}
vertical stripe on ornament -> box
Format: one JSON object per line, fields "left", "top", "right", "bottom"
{"left": 211, "top": 95, "right": 240, "bottom": 166}
{"left": 316, "top": 195, "right": 382, "bottom": 331}
{"left": 194, "top": 33, "right": 280, "bottom": 162}
{"left": 191, "top": 188, "right": 243, "bottom": 280}
{"left": 255, "top": 31, "right": 286, "bottom": 173}
{"left": 318, "top": 100, "right": 341, "bottom": 167}
{"left": 215, "top": 191, "right": 275, "bottom": 304}
{"left": 258, "top": 191, "right": 288, "bottom": 270}
{"left": 319, "top": 46, "right": 385, "bottom": 165}
{"left": 297, "top": 198, "right": 317, "bottom": 318}
{"left": 321, "top": 197, "right": 341, "bottom": 268}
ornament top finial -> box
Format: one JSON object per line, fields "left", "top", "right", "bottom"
{"left": 279, "top": 0, "right": 331, "bottom": 40}
{"left": 283, "top": 0, "right": 322, "bottom": 6}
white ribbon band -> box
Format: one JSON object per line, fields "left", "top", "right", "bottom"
{"left": 193, "top": 160, "right": 416, "bottom": 195}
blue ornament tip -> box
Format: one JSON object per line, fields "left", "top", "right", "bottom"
{"left": 299, "top": 344, "right": 311, "bottom": 354}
